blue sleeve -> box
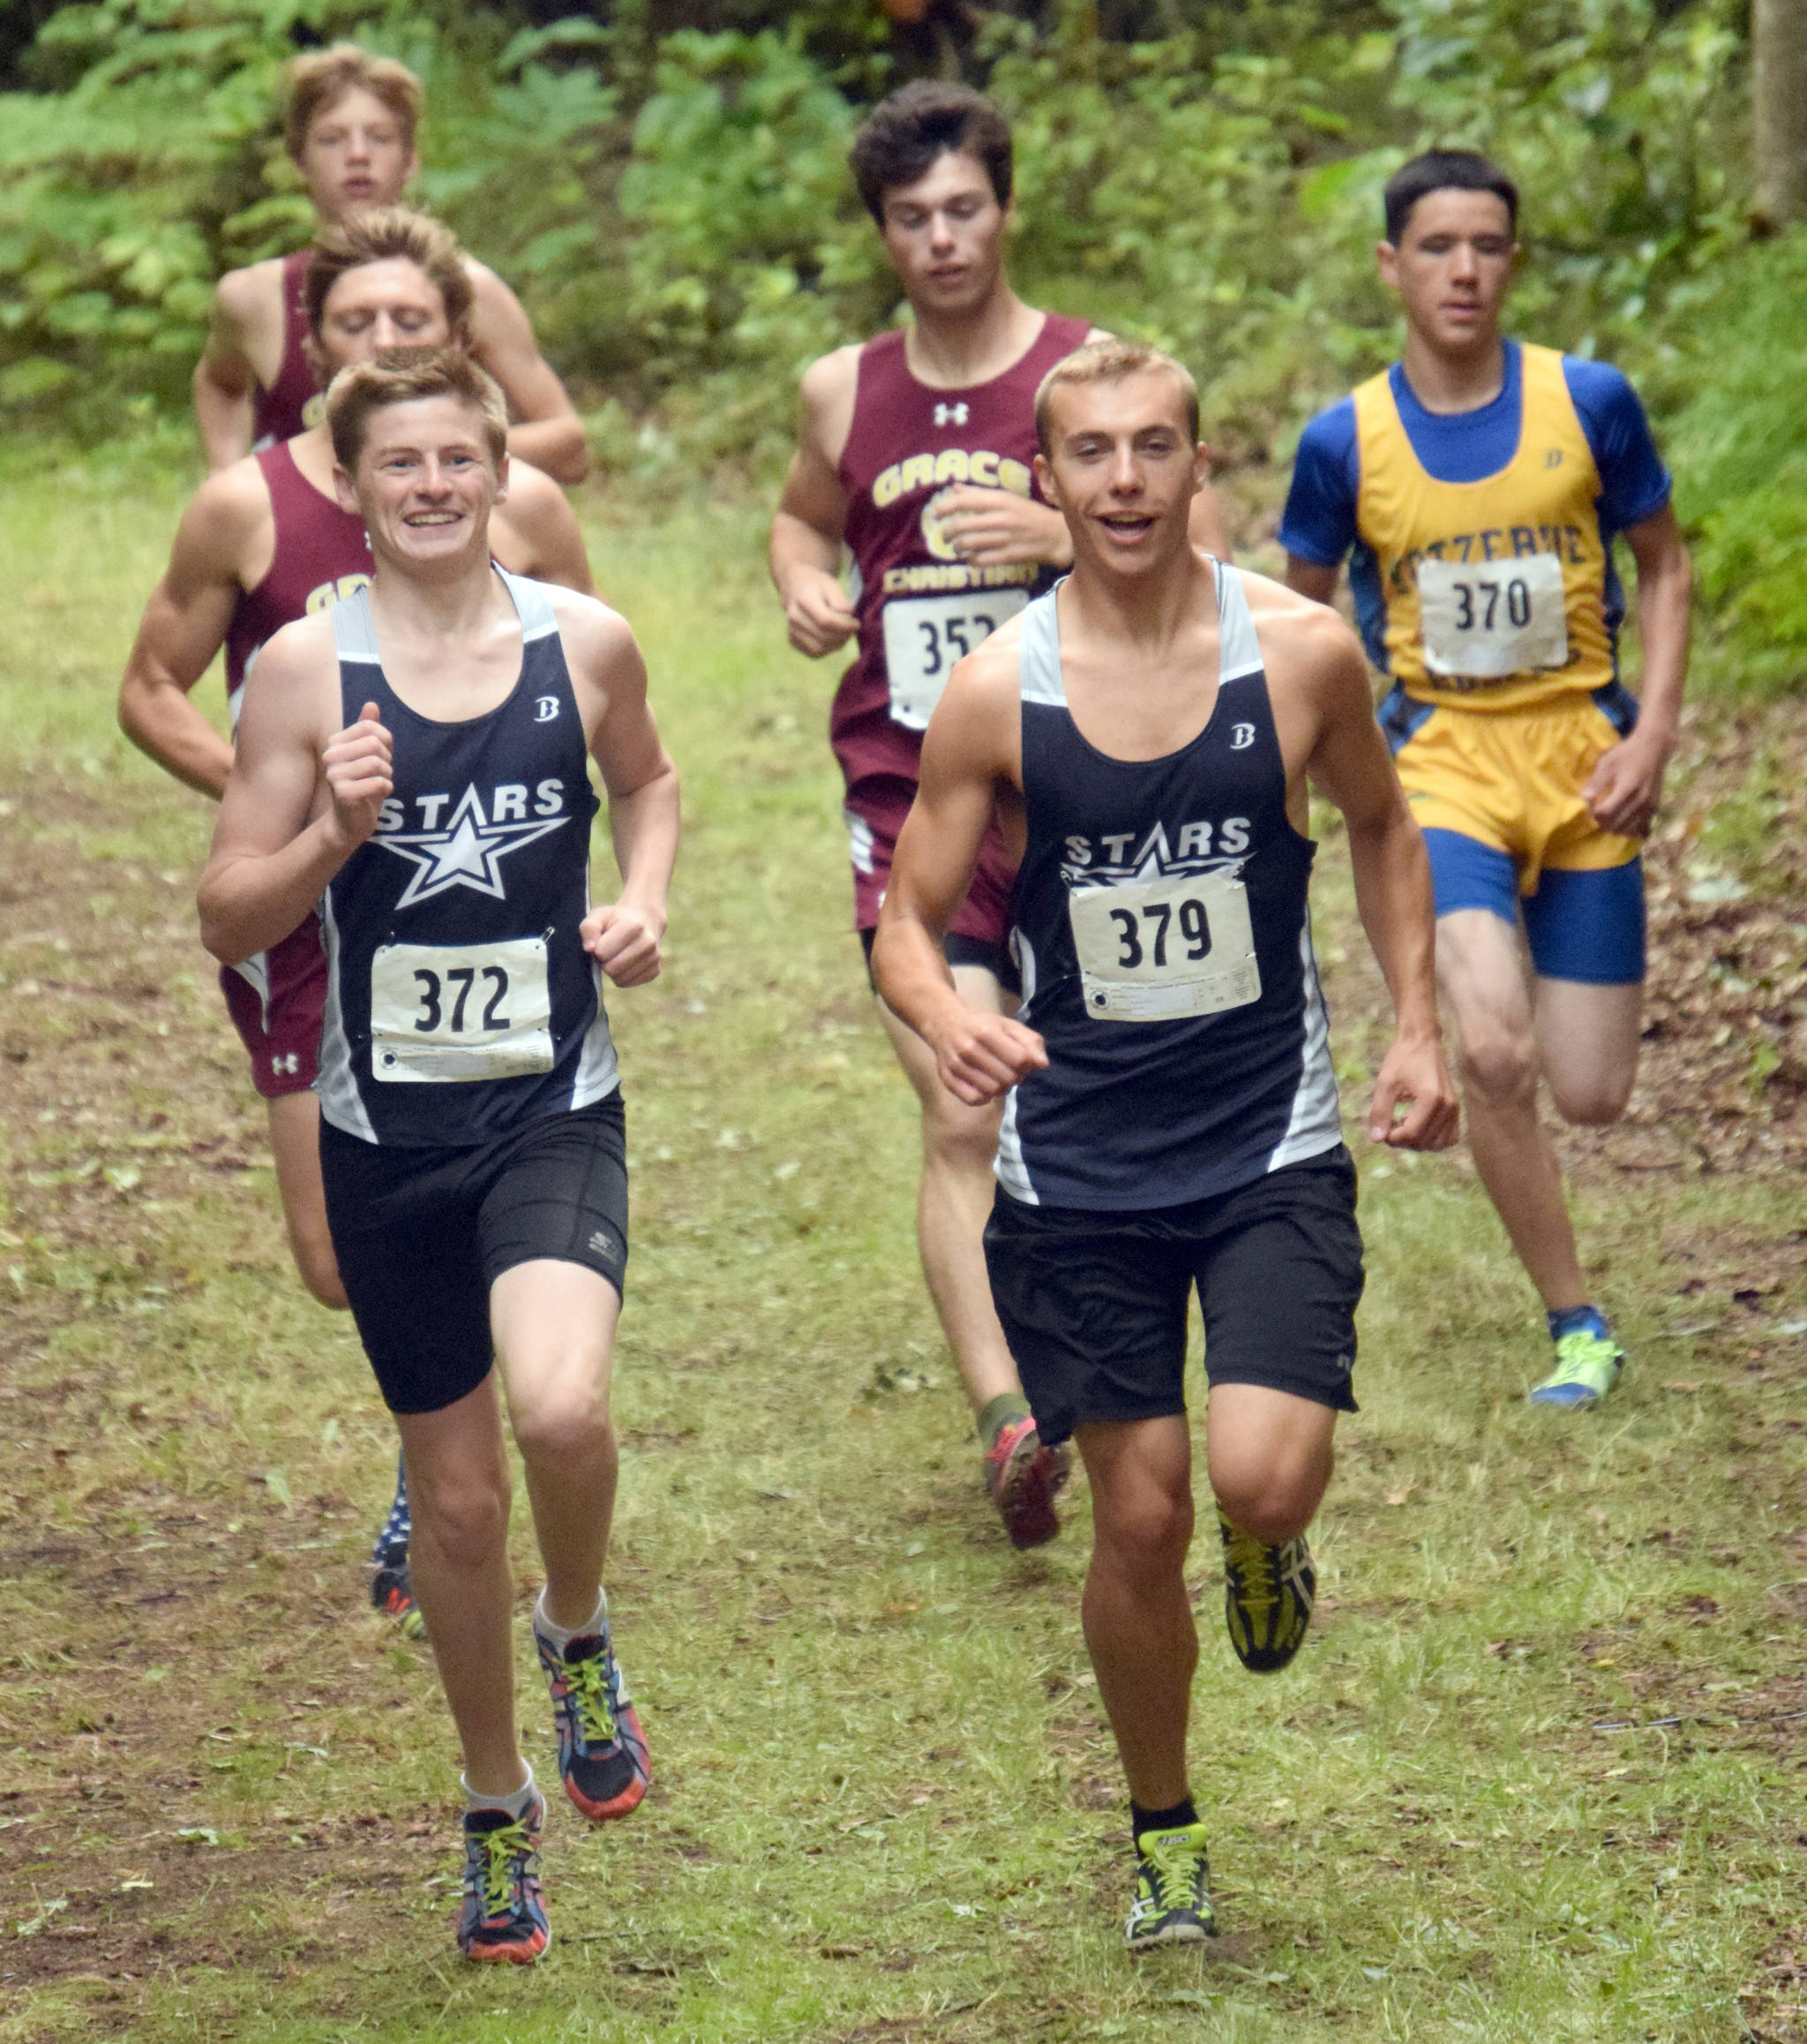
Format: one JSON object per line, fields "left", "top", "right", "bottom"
{"left": 1563, "top": 357, "right": 1671, "bottom": 535}
{"left": 1278, "top": 399, "right": 1361, "bottom": 567}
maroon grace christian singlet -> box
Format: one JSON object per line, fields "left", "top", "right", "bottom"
{"left": 834, "top": 313, "right": 1091, "bottom": 943}
{"left": 219, "top": 441, "right": 372, "bottom": 1098}
{"left": 250, "top": 250, "right": 324, "bottom": 452}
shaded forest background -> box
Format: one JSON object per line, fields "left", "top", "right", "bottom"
{"left": 2, "top": 0, "right": 1805, "bottom": 685}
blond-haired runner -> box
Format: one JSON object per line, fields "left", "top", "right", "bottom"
{"left": 874, "top": 340, "right": 1456, "bottom": 1944}
{"left": 772, "top": 81, "right": 1229, "bottom": 1547}
{"left": 195, "top": 42, "right": 586, "bottom": 481}
{"left": 199, "top": 352, "right": 677, "bottom": 1963}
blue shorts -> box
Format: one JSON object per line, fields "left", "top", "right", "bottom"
{"left": 1423, "top": 828, "right": 1646, "bottom": 985}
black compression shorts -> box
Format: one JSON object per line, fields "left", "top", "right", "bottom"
{"left": 983, "top": 1146, "right": 1363, "bottom": 1447}
{"left": 319, "top": 1094, "right": 629, "bottom": 1416}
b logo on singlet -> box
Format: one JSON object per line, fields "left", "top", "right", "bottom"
{"left": 535, "top": 696, "right": 559, "bottom": 722}
{"left": 1230, "top": 723, "right": 1256, "bottom": 750}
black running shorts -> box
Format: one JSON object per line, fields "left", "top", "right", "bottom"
{"left": 983, "top": 1145, "right": 1363, "bottom": 1448}
{"left": 319, "top": 1095, "right": 629, "bottom": 1416}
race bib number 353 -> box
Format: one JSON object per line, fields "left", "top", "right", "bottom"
{"left": 371, "top": 937, "right": 554, "bottom": 1083}
{"left": 1068, "top": 870, "right": 1262, "bottom": 1023}
{"left": 881, "top": 589, "right": 1028, "bottom": 731}
{"left": 1418, "top": 552, "right": 1569, "bottom": 679}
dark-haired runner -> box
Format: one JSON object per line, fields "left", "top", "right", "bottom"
{"left": 875, "top": 338, "right": 1456, "bottom": 1946}
{"left": 199, "top": 352, "right": 676, "bottom": 1963}
{"left": 195, "top": 42, "right": 586, "bottom": 481}
{"left": 123, "top": 211, "right": 594, "bottom": 1631}
{"left": 771, "top": 81, "right": 1228, "bottom": 1546}
{"left": 1281, "top": 150, "right": 1691, "bottom": 1407}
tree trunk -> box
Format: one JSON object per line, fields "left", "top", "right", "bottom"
{"left": 1753, "top": 0, "right": 1807, "bottom": 231}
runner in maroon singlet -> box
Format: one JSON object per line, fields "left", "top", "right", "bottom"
{"left": 771, "top": 82, "right": 1230, "bottom": 1548}
{"left": 122, "top": 211, "right": 595, "bottom": 1630}
{"left": 195, "top": 44, "right": 587, "bottom": 482}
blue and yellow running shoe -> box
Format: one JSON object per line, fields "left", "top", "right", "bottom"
{"left": 1125, "top": 1821, "right": 1217, "bottom": 1950}
{"left": 456, "top": 1790, "right": 549, "bottom": 1964}
{"left": 536, "top": 1609, "right": 649, "bottom": 1822}
{"left": 1218, "top": 1506, "right": 1315, "bottom": 1673}
{"left": 1531, "top": 1311, "right": 1624, "bottom": 1408}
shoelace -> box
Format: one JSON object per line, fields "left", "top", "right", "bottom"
{"left": 1226, "top": 1538, "right": 1279, "bottom": 1621}
{"left": 566, "top": 1649, "right": 618, "bottom": 1746}
{"left": 1144, "top": 1832, "right": 1203, "bottom": 1913}
{"left": 1548, "top": 1331, "right": 1618, "bottom": 1385}
{"left": 477, "top": 1817, "right": 534, "bottom": 1919}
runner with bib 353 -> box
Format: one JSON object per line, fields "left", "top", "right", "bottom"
{"left": 1281, "top": 150, "right": 1693, "bottom": 1409}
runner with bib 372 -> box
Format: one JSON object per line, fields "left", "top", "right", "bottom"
{"left": 1281, "top": 150, "right": 1692, "bottom": 1409}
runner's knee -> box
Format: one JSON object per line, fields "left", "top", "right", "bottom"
{"left": 1458, "top": 1019, "right": 1540, "bottom": 1108}
{"left": 1211, "top": 1432, "right": 1331, "bottom": 1546}
{"left": 413, "top": 1464, "right": 510, "bottom": 1569}
{"left": 1547, "top": 1063, "right": 1634, "bottom": 1127}
{"left": 920, "top": 1089, "right": 1002, "bottom": 1172}
{"left": 510, "top": 1376, "right": 611, "bottom": 1467}
{"left": 1094, "top": 1476, "right": 1195, "bottom": 1576}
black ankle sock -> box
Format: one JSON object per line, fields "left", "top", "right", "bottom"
{"left": 1131, "top": 1796, "right": 1198, "bottom": 1841}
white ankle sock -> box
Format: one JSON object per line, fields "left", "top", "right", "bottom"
{"left": 462, "top": 1764, "right": 536, "bottom": 1818}
{"left": 533, "top": 1587, "right": 606, "bottom": 1653}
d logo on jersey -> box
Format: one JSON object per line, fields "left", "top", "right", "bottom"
{"left": 373, "top": 782, "right": 567, "bottom": 909}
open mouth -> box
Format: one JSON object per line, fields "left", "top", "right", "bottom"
{"left": 1098, "top": 513, "right": 1156, "bottom": 536}
{"left": 403, "top": 510, "right": 461, "bottom": 528}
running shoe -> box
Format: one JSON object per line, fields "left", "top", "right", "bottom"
{"left": 370, "top": 1551, "right": 427, "bottom": 1641}
{"left": 456, "top": 1789, "right": 549, "bottom": 1964}
{"left": 1125, "top": 1820, "right": 1217, "bottom": 1950}
{"left": 1218, "top": 1506, "right": 1315, "bottom": 1673}
{"left": 1530, "top": 1327, "right": 1624, "bottom": 1408}
{"left": 536, "top": 1616, "right": 649, "bottom": 1822}
{"left": 984, "top": 1414, "right": 1070, "bottom": 1551}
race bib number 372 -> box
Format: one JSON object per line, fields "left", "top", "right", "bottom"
{"left": 370, "top": 936, "right": 554, "bottom": 1083}
{"left": 1417, "top": 552, "right": 1569, "bottom": 679}
{"left": 1068, "top": 869, "right": 1262, "bottom": 1023}
{"left": 881, "top": 589, "right": 1028, "bottom": 730}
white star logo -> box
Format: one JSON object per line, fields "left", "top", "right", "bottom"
{"left": 374, "top": 785, "right": 567, "bottom": 909}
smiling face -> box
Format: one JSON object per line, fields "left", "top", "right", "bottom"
{"left": 877, "top": 148, "right": 1011, "bottom": 319}
{"left": 1377, "top": 188, "right": 1518, "bottom": 357}
{"left": 334, "top": 394, "right": 506, "bottom": 573}
{"left": 296, "top": 85, "right": 418, "bottom": 222}
{"left": 1034, "top": 369, "right": 1203, "bottom": 580}
{"left": 311, "top": 258, "right": 454, "bottom": 378}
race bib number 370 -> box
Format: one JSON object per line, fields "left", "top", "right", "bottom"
{"left": 1068, "top": 870, "right": 1262, "bottom": 1023}
{"left": 1418, "top": 552, "right": 1569, "bottom": 679}
{"left": 371, "top": 937, "right": 554, "bottom": 1083}
{"left": 881, "top": 589, "right": 1028, "bottom": 731}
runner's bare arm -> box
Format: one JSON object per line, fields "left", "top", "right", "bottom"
{"left": 467, "top": 262, "right": 589, "bottom": 485}
{"left": 873, "top": 642, "right": 1047, "bottom": 1106}
{"left": 1584, "top": 501, "right": 1691, "bottom": 838}
{"left": 117, "top": 468, "right": 264, "bottom": 799}
{"left": 198, "top": 621, "right": 387, "bottom": 964}
{"left": 1285, "top": 603, "right": 1458, "bottom": 1152}
{"left": 1284, "top": 555, "right": 1341, "bottom": 605}
{"left": 492, "top": 459, "right": 596, "bottom": 596}
{"left": 771, "top": 349, "right": 860, "bottom": 658}
{"left": 560, "top": 600, "right": 679, "bottom": 989}
{"left": 193, "top": 268, "right": 273, "bottom": 472}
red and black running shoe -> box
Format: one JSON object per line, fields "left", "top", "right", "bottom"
{"left": 984, "top": 1413, "right": 1070, "bottom": 1551}
{"left": 369, "top": 1552, "right": 426, "bottom": 1641}
{"left": 536, "top": 1618, "right": 649, "bottom": 1822}
{"left": 456, "top": 1790, "right": 549, "bottom": 1964}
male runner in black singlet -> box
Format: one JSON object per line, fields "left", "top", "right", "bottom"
{"left": 772, "top": 82, "right": 1228, "bottom": 1546}
{"left": 195, "top": 43, "right": 586, "bottom": 479}
{"left": 199, "top": 352, "right": 678, "bottom": 1962}
{"left": 875, "top": 341, "right": 1458, "bottom": 1946}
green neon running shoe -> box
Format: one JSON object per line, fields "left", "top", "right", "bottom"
{"left": 1125, "top": 1821, "right": 1217, "bottom": 1950}
{"left": 1530, "top": 1327, "right": 1624, "bottom": 1408}
{"left": 1218, "top": 1507, "right": 1315, "bottom": 1673}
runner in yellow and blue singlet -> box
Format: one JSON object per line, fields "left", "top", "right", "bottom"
{"left": 1282, "top": 149, "right": 1693, "bottom": 1409}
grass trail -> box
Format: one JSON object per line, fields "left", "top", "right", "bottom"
{"left": 0, "top": 451, "right": 1802, "bottom": 2041}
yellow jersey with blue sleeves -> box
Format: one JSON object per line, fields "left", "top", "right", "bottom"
{"left": 1351, "top": 342, "right": 1614, "bottom": 710}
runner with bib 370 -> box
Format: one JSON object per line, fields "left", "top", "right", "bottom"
{"left": 874, "top": 340, "right": 1458, "bottom": 1950}
{"left": 199, "top": 352, "right": 678, "bottom": 1964}
{"left": 771, "top": 81, "right": 1228, "bottom": 1548}
{"left": 1281, "top": 151, "right": 1692, "bottom": 1409}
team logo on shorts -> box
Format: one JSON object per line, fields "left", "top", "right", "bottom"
{"left": 374, "top": 785, "right": 567, "bottom": 908}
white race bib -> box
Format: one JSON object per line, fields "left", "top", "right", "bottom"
{"left": 370, "top": 937, "right": 554, "bottom": 1083}
{"left": 1418, "top": 552, "right": 1569, "bottom": 679}
{"left": 881, "top": 589, "right": 1029, "bottom": 730}
{"left": 1068, "top": 869, "right": 1262, "bottom": 1024}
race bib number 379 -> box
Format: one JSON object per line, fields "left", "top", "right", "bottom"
{"left": 1418, "top": 552, "right": 1569, "bottom": 679}
{"left": 881, "top": 589, "right": 1028, "bottom": 731}
{"left": 1068, "top": 870, "right": 1262, "bottom": 1023}
{"left": 371, "top": 937, "right": 554, "bottom": 1083}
